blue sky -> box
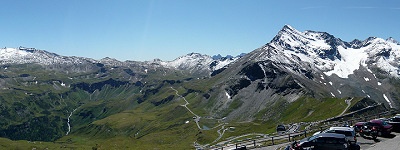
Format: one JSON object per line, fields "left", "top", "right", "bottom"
{"left": 1, "top": 0, "right": 399, "bottom": 61}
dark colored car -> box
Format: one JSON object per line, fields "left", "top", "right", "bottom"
{"left": 277, "top": 124, "right": 286, "bottom": 132}
{"left": 387, "top": 115, "right": 400, "bottom": 132}
{"left": 354, "top": 119, "right": 392, "bottom": 136}
{"left": 289, "top": 133, "right": 350, "bottom": 150}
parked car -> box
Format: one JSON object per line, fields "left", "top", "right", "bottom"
{"left": 354, "top": 119, "right": 392, "bottom": 136}
{"left": 313, "top": 127, "right": 357, "bottom": 144}
{"left": 387, "top": 115, "right": 400, "bottom": 132}
{"left": 288, "top": 133, "right": 353, "bottom": 150}
{"left": 277, "top": 124, "right": 286, "bottom": 132}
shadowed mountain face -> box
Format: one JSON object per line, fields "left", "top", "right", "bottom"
{"left": 0, "top": 25, "right": 399, "bottom": 148}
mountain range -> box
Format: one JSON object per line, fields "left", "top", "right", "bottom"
{"left": 0, "top": 46, "right": 241, "bottom": 74}
{"left": 0, "top": 25, "right": 398, "bottom": 149}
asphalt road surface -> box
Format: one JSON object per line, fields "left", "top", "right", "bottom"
{"left": 253, "top": 131, "right": 400, "bottom": 150}
{"left": 362, "top": 131, "right": 400, "bottom": 150}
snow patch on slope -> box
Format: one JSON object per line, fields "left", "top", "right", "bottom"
{"left": 213, "top": 57, "right": 240, "bottom": 70}
{"left": 325, "top": 46, "right": 368, "bottom": 78}
{"left": 383, "top": 94, "right": 393, "bottom": 108}
{"left": 225, "top": 91, "right": 231, "bottom": 99}
{"left": 0, "top": 48, "right": 29, "bottom": 57}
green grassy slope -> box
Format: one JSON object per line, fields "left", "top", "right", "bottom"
{"left": 0, "top": 64, "right": 369, "bottom": 149}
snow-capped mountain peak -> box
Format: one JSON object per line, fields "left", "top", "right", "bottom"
{"left": 257, "top": 25, "right": 400, "bottom": 79}
{"left": 0, "top": 46, "right": 241, "bottom": 77}
{"left": 160, "top": 53, "right": 213, "bottom": 69}
{"left": 0, "top": 47, "right": 94, "bottom": 65}
{"left": 158, "top": 52, "right": 241, "bottom": 74}
{"left": 387, "top": 37, "right": 399, "bottom": 44}
{"left": 270, "top": 25, "right": 342, "bottom": 62}
{"left": 0, "top": 47, "right": 30, "bottom": 58}
{"left": 281, "top": 24, "right": 298, "bottom": 33}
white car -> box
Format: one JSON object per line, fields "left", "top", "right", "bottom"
{"left": 313, "top": 127, "right": 357, "bottom": 144}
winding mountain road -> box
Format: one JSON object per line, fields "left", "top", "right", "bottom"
{"left": 171, "top": 87, "right": 231, "bottom": 149}
{"left": 338, "top": 98, "right": 353, "bottom": 117}
{"left": 171, "top": 87, "right": 202, "bottom": 130}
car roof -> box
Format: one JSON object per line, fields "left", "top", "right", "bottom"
{"left": 328, "top": 127, "right": 354, "bottom": 131}
{"left": 355, "top": 122, "right": 366, "bottom": 125}
{"left": 315, "top": 133, "right": 346, "bottom": 138}
{"left": 370, "top": 119, "right": 383, "bottom": 123}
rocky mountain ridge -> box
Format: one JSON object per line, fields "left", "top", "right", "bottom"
{"left": 0, "top": 47, "right": 241, "bottom": 76}
{"left": 211, "top": 25, "right": 400, "bottom": 122}
{"left": 2, "top": 25, "right": 400, "bottom": 112}
{"left": 263, "top": 25, "right": 400, "bottom": 78}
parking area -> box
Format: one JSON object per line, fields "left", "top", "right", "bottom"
{"left": 254, "top": 131, "right": 399, "bottom": 150}
{"left": 240, "top": 113, "right": 400, "bottom": 150}
{"left": 358, "top": 131, "right": 400, "bottom": 150}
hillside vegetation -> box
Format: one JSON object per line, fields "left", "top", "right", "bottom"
{"left": 0, "top": 64, "right": 375, "bottom": 149}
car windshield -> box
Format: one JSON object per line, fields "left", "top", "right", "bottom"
{"left": 382, "top": 121, "right": 388, "bottom": 125}
{"left": 308, "top": 135, "right": 317, "bottom": 141}
{"left": 324, "top": 129, "right": 353, "bottom": 136}
{"left": 334, "top": 130, "right": 353, "bottom": 136}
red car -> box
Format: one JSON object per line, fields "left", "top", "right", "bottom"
{"left": 354, "top": 119, "right": 392, "bottom": 136}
